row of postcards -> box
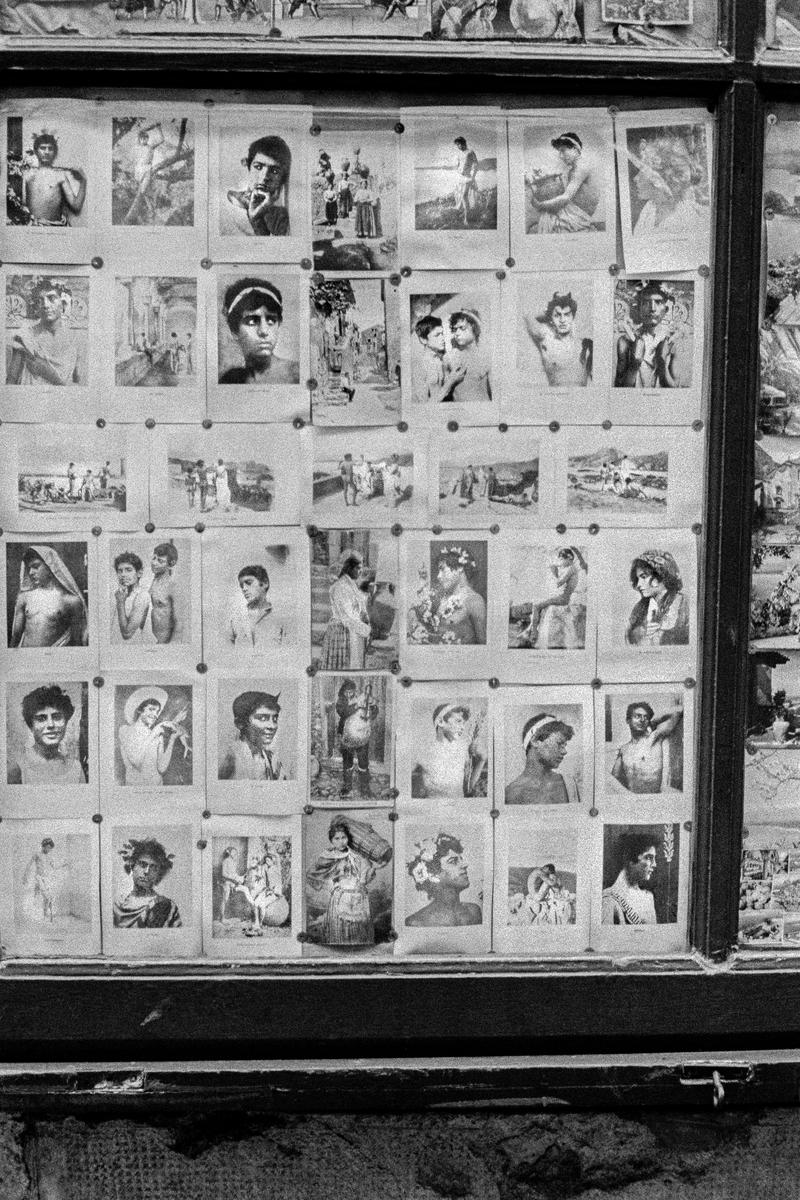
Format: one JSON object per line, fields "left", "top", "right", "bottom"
{"left": 0, "top": 674, "right": 695, "bottom": 815}
{"left": 4, "top": 103, "right": 714, "bottom": 277}
{"left": 0, "top": 265, "right": 708, "bottom": 427}
{"left": 1, "top": 526, "right": 702, "bottom": 682}
{"left": 0, "top": 426, "right": 706, "bottom": 533}
{"left": 0, "top": 807, "right": 691, "bottom": 961}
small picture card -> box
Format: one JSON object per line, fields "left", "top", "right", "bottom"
{"left": 738, "top": 822, "right": 800, "bottom": 947}
{"left": 750, "top": 539, "right": 800, "bottom": 650}
{"left": 2, "top": 266, "right": 95, "bottom": 423}
{"left": 596, "top": 684, "right": 693, "bottom": 805}
{"left": 493, "top": 811, "right": 592, "bottom": 955}
{"left": 554, "top": 425, "right": 704, "bottom": 528}
{"left": 496, "top": 685, "right": 594, "bottom": 809}
{"left": 101, "top": 266, "right": 204, "bottom": 424}
{"left": 0, "top": 818, "right": 100, "bottom": 957}
{"left": 207, "top": 671, "right": 306, "bottom": 813}
{"left": 102, "top": 817, "right": 201, "bottom": 958}
{"left": 208, "top": 266, "right": 309, "bottom": 423}
{"left": 396, "top": 681, "right": 493, "bottom": 810}
{"left": 744, "top": 745, "right": 800, "bottom": 822}
{"left": 595, "top": 530, "right": 698, "bottom": 680}
{"left": 754, "top": 437, "right": 800, "bottom": 535}
{"left": 610, "top": 272, "right": 705, "bottom": 423}
{"left": 310, "top": 120, "right": 400, "bottom": 274}
{"left": 745, "top": 652, "right": 800, "bottom": 754}
{"left": 310, "top": 528, "right": 399, "bottom": 673}
{"left": 4, "top": 104, "right": 99, "bottom": 264}
{"left": 2, "top": 677, "right": 97, "bottom": 816}
{"left": 399, "top": 113, "right": 509, "bottom": 270}
{"left": 591, "top": 813, "right": 688, "bottom": 954}
{"left": 99, "top": 672, "right": 204, "bottom": 800}
{"left": 99, "top": 532, "right": 200, "bottom": 669}
{"left": 202, "top": 526, "right": 310, "bottom": 671}
{"left": 508, "top": 111, "right": 616, "bottom": 271}
{"left": 427, "top": 426, "right": 552, "bottom": 528}
{"left": 394, "top": 812, "right": 492, "bottom": 956}
{"left": 601, "top": 0, "right": 693, "bottom": 24}
{"left": 306, "top": 427, "right": 424, "bottom": 529}
{"left": 1, "top": 424, "right": 148, "bottom": 532}
{"left": 203, "top": 815, "right": 302, "bottom": 959}
{"left": 208, "top": 107, "right": 312, "bottom": 264}
{"left": 310, "top": 275, "right": 401, "bottom": 427}
{"left": 303, "top": 807, "right": 395, "bottom": 957}
{"left": 309, "top": 671, "right": 395, "bottom": 806}
{"left": 402, "top": 270, "right": 502, "bottom": 426}
{"left": 401, "top": 532, "right": 500, "bottom": 679}
{"left": 150, "top": 424, "right": 301, "bottom": 528}
{"left": 502, "top": 270, "right": 612, "bottom": 425}
{"left": 615, "top": 109, "right": 713, "bottom": 274}
{"left": 1, "top": 535, "right": 98, "bottom": 672}
{"left": 493, "top": 533, "right": 597, "bottom": 685}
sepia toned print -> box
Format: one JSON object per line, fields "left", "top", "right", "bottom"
{"left": 170, "top": 449, "right": 273, "bottom": 517}
{"left": 523, "top": 127, "right": 606, "bottom": 236}
{"left": 613, "top": 277, "right": 695, "bottom": 388}
{"left": 507, "top": 545, "right": 587, "bottom": 651}
{"left": 115, "top": 276, "right": 197, "bottom": 388}
{"left": 113, "top": 683, "right": 193, "bottom": 787}
{"left": 217, "top": 274, "right": 300, "bottom": 386}
{"left": 6, "top": 682, "right": 88, "bottom": 786}
{"left": 109, "top": 538, "right": 190, "bottom": 648}
{"left": 310, "top": 673, "right": 394, "bottom": 804}
{"left": 404, "top": 828, "right": 483, "bottom": 927}
{"left": 601, "top": 822, "right": 680, "bottom": 925}
{"left": 437, "top": 451, "right": 538, "bottom": 520}
{"left": 508, "top": 839, "right": 577, "bottom": 927}
{"left": 408, "top": 697, "right": 489, "bottom": 801}
{"left": 304, "top": 810, "right": 393, "bottom": 949}
{"left": 567, "top": 444, "right": 667, "bottom": 514}
{"left": 6, "top": 542, "right": 88, "bottom": 649}
{"left": 311, "top": 530, "right": 398, "bottom": 672}
{"left": 6, "top": 117, "right": 88, "bottom": 228}
{"left": 504, "top": 707, "right": 584, "bottom": 805}
{"left": 217, "top": 684, "right": 297, "bottom": 782}
{"left": 410, "top": 291, "right": 493, "bottom": 406}
{"left": 624, "top": 549, "right": 690, "bottom": 647}
{"left": 407, "top": 540, "right": 488, "bottom": 647}
{"left": 603, "top": 690, "right": 685, "bottom": 795}
{"left": 516, "top": 278, "right": 594, "bottom": 388}
{"left": 14, "top": 831, "right": 94, "bottom": 937}
{"left": 212, "top": 834, "right": 292, "bottom": 940}
{"left": 18, "top": 450, "right": 126, "bottom": 516}
{"left": 5, "top": 273, "right": 88, "bottom": 386}
{"left": 414, "top": 126, "right": 497, "bottom": 232}
{"left": 311, "top": 132, "right": 398, "bottom": 272}
{"left": 624, "top": 124, "right": 709, "bottom": 239}
{"left": 310, "top": 277, "right": 400, "bottom": 423}
{"left": 311, "top": 433, "right": 415, "bottom": 523}
{"left": 111, "top": 117, "right": 195, "bottom": 227}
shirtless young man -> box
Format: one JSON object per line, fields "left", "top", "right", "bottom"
{"left": 149, "top": 543, "right": 179, "bottom": 644}
{"left": 412, "top": 315, "right": 465, "bottom": 404}
{"left": 113, "top": 551, "right": 150, "bottom": 643}
{"left": 7, "top": 279, "right": 81, "bottom": 386}
{"left": 611, "top": 700, "right": 683, "bottom": 794}
{"left": 433, "top": 545, "right": 487, "bottom": 645}
{"left": 505, "top": 712, "right": 580, "bottom": 805}
{"left": 24, "top": 133, "right": 86, "bottom": 227}
{"left": 524, "top": 291, "right": 593, "bottom": 387}
{"left": 11, "top": 546, "right": 88, "bottom": 648}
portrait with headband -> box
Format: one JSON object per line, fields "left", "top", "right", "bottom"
{"left": 410, "top": 697, "right": 488, "bottom": 800}
{"left": 524, "top": 127, "right": 603, "bottom": 237}
{"left": 505, "top": 707, "right": 582, "bottom": 806}
{"left": 218, "top": 274, "right": 300, "bottom": 386}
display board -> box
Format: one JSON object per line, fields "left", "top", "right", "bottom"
{"left": 0, "top": 98, "right": 711, "bottom": 964}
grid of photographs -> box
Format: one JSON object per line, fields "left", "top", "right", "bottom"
{"left": 0, "top": 100, "right": 708, "bottom": 960}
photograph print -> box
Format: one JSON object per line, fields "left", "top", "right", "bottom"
{"left": 601, "top": 0, "right": 692, "bottom": 23}
{"left": 311, "top": 130, "right": 398, "bottom": 272}
{"left": 6, "top": 113, "right": 90, "bottom": 229}
{"left": 739, "top": 824, "right": 800, "bottom": 947}
{"left": 514, "top": 273, "right": 595, "bottom": 391}
{"left": 5, "top": 271, "right": 88, "bottom": 389}
{"left": 215, "top": 677, "right": 298, "bottom": 785}
{"left": 106, "top": 535, "right": 192, "bottom": 651}
{"left": 754, "top": 436, "right": 800, "bottom": 533}
{"left": 109, "top": 823, "right": 192, "bottom": 932}
{"left": 311, "top": 529, "right": 399, "bottom": 672}
{"left": 613, "top": 276, "right": 696, "bottom": 389}
{"left": 400, "top": 819, "right": 487, "bottom": 943}
{"left": 15, "top": 437, "right": 127, "bottom": 518}
{"left": 597, "top": 535, "right": 695, "bottom": 670}
{"left": 5, "top": 540, "right": 89, "bottom": 651}
{"left": 433, "top": 431, "right": 540, "bottom": 526}
{"left": 409, "top": 278, "right": 496, "bottom": 411}
{"left": 502, "top": 701, "right": 587, "bottom": 806}
{"left": 310, "top": 277, "right": 401, "bottom": 424}
{"left": 216, "top": 272, "right": 300, "bottom": 388}
{"left": 505, "top": 826, "right": 579, "bottom": 930}
{"left": 601, "top": 822, "right": 680, "bottom": 926}
{"left": 112, "top": 681, "right": 195, "bottom": 789}
{"left": 115, "top": 275, "right": 197, "bottom": 388}
{"left": 309, "top": 672, "right": 394, "bottom": 805}
{"left": 564, "top": 435, "right": 675, "bottom": 523}
{"left": 405, "top": 691, "right": 490, "bottom": 802}
{"left": 311, "top": 429, "right": 416, "bottom": 527}
{"left": 413, "top": 122, "right": 498, "bottom": 232}
{"left": 602, "top": 688, "right": 686, "bottom": 797}
{"left": 4, "top": 822, "right": 97, "bottom": 954}
{"left": 304, "top": 808, "right": 393, "bottom": 952}
{"left": 406, "top": 538, "right": 488, "bottom": 648}
{"left": 111, "top": 117, "right": 195, "bottom": 228}
{"left": 5, "top": 680, "right": 89, "bottom": 788}
{"left": 616, "top": 114, "right": 712, "bottom": 270}
{"left": 218, "top": 125, "right": 295, "bottom": 239}
{"left": 429, "top": 0, "right": 582, "bottom": 45}
{"left": 750, "top": 539, "right": 800, "bottom": 647}
{"left": 759, "top": 257, "right": 800, "bottom": 436}
{"left": 506, "top": 543, "right": 588, "bottom": 652}
{"left": 211, "top": 830, "right": 293, "bottom": 942}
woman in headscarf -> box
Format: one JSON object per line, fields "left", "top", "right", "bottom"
{"left": 10, "top": 544, "right": 88, "bottom": 648}
{"left": 306, "top": 816, "right": 377, "bottom": 946}
{"left": 320, "top": 551, "right": 372, "bottom": 671}
{"left": 625, "top": 550, "right": 690, "bottom": 646}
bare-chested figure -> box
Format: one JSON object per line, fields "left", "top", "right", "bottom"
{"left": 7, "top": 279, "right": 81, "bottom": 386}
{"left": 149, "top": 542, "right": 179, "bottom": 644}
{"left": 24, "top": 133, "right": 86, "bottom": 227}
{"left": 611, "top": 701, "right": 683, "bottom": 794}
{"left": 10, "top": 545, "right": 88, "bottom": 648}
{"left": 523, "top": 291, "right": 592, "bottom": 388}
